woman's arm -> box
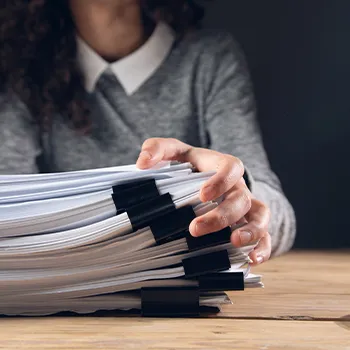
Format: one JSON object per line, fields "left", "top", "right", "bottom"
{"left": 0, "top": 94, "right": 40, "bottom": 174}
{"left": 201, "top": 33, "right": 296, "bottom": 256}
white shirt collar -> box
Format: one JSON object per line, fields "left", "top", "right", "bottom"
{"left": 76, "top": 22, "right": 175, "bottom": 95}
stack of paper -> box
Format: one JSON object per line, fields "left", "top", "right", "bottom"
{"left": 0, "top": 162, "right": 262, "bottom": 317}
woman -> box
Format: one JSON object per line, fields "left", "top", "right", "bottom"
{"left": 0, "top": 0, "right": 296, "bottom": 262}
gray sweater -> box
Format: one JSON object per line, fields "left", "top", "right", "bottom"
{"left": 0, "top": 29, "right": 296, "bottom": 256}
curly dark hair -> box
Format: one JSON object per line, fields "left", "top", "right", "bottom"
{"left": 0, "top": 0, "right": 205, "bottom": 131}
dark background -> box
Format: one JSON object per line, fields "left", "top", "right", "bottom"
{"left": 202, "top": 0, "right": 350, "bottom": 249}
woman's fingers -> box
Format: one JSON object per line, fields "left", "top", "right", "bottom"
{"left": 189, "top": 182, "right": 251, "bottom": 236}
{"left": 189, "top": 195, "right": 272, "bottom": 263}
{"left": 136, "top": 138, "right": 193, "bottom": 168}
{"left": 230, "top": 198, "right": 271, "bottom": 247}
{"left": 248, "top": 233, "right": 272, "bottom": 265}
{"left": 200, "top": 155, "right": 244, "bottom": 202}
{"left": 136, "top": 137, "right": 272, "bottom": 263}
{"left": 136, "top": 137, "right": 225, "bottom": 174}
{"left": 137, "top": 137, "right": 245, "bottom": 202}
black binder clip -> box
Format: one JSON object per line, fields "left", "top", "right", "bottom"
{"left": 150, "top": 206, "right": 196, "bottom": 244}
{"left": 198, "top": 272, "right": 244, "bottom": 291}
{"left": 141, "top": 286, "right": 200, "bottom": 317}
{"left": 186, "top": 226, "right": 232, "bottom": 252}
{"left": 182, "top": 249, "right": 231, "bottom": 278}
{"left": 127, "top": 193, "right": 176, "bottom": 231}
{"left": 112, "top": 179, "right": 160, "bottom": 214}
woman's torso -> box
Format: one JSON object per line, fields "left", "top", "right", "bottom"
{"left": 0, "top": 26, "right": 234, "bottom": 174}
{"left": 49, "top": 28, "right": 214, "bottom": 171}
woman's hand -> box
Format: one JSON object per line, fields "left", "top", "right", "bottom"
{"left": 136, "top": 138, "right": 271, "bottom": 265}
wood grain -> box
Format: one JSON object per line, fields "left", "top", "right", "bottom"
{"left": 0, "top": 318, "right": 349, "bottom": 350}
{"left": 220, "top": 250, "right": 350, "bottom": 320}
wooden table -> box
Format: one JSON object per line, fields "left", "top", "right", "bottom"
{"left": 0, "top": 251, "right": 349, "bottom": 349}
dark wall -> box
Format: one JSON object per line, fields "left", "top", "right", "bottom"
{"left": 203, "top": 0, "right": 350, "bottom": 248}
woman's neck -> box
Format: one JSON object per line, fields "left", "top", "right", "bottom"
{"left": 69, "top": 0, "right": 148, "bottom": 62}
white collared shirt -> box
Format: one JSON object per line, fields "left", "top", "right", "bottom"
{"left": 76, "top": 22, "right": 175, "bottom": 95}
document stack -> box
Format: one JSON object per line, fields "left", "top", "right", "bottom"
{"left": 0, "top": 162, "right": 262, "bottom": 317}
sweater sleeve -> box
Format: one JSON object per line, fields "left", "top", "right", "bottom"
{"left": 200, "top": 33, "right": 296, "bottom": 256}
{"left": 0, "top": 94, "right": 40, "bottom": 174}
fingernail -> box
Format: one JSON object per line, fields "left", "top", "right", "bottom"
{"left": 202, "top": 185, "right": 215, "bottom": 200}
{"left": 138, "top": 150, "right": 152, "bottom": 162}
{"left": 256, "top": 256, "right": 264, "bottom": 264}
{"left": 239, "top": 231, "right": 252, "bottom": 245}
